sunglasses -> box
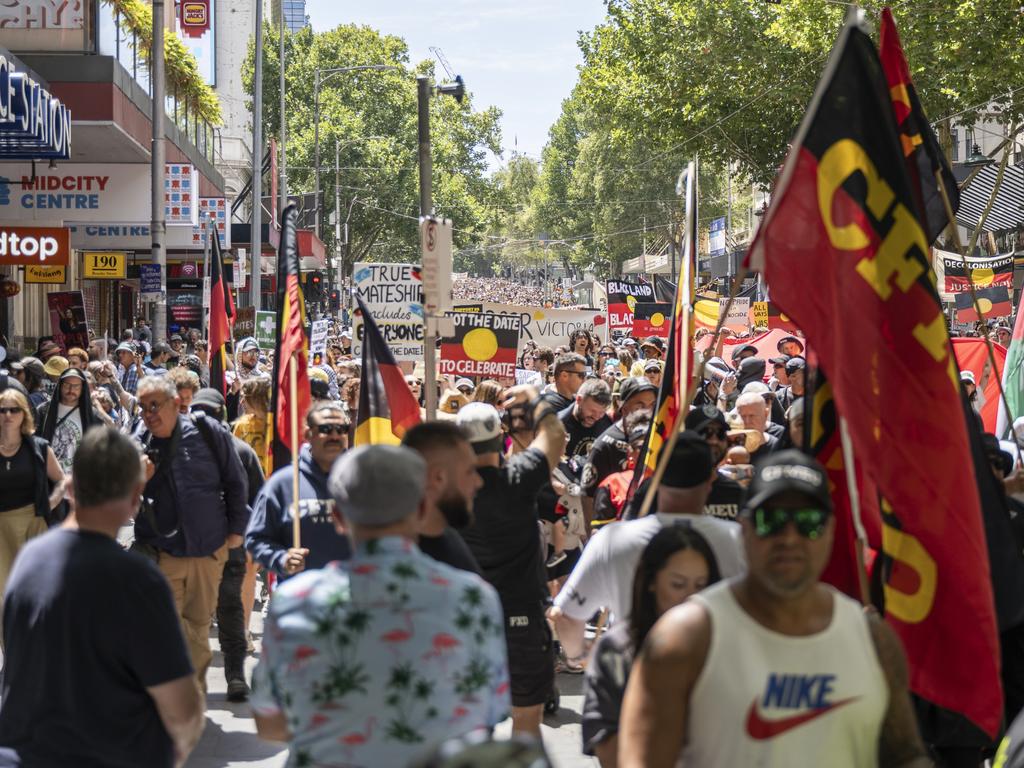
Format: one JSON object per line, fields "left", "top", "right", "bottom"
{"left": 316, "top": 424, "right": 347, "bottom": 436}
{"left": 702, "top": 427, "right": 727, "bottom": 440}
{"left": 139, "top": 400, "right": 169, "bottom": 414}
{"left": 564, "top": 369, "right": 586, "bottom": 378}
{"left": 752, "top": 506, "right": 830, "bottom": 540}
{"left": 0, "top": 407, "right": 21, "bottom": 415}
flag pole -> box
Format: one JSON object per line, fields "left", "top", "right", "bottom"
{"left": 290, "top": 353, "right": 302, "bottom": 549}
{"left": 934, "top": 141, "right": 1022, "bottom": 463}
{"left": 838, "top": 416, "right": 871, "bottom": 606}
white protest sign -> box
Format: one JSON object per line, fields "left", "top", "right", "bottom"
{"left": 454, "top": 302, "right": 606, "bottom": 349}
{"left": 719, "top": 297, "right": 751, "bottom": 332}
{"left": 352, "top": 262, "right": 424, "bottom": 362}
{"left": 310, "top": 319, "right": 329, "bottom": 364}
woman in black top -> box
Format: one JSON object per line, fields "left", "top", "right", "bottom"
{"left": 581, "top": 526, "right": 721, "bottom": 766}
{"left": 0, "top": 389, "right": 65, "bottom": 600}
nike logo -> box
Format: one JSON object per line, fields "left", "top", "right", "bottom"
{"left": 745, "top": 696, "right": 859, "bottom": 740}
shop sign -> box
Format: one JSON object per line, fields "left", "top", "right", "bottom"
{"left": 67, "top": 221, "right": 207, "bottom": 249}
{"left": 0, "top": 224, "right": 69, "bottom": 265}
{"left": 83, "top": 251, "right": 127, "bottom": 279}
{"left": 25, "top": 264, "right": 65, "bottom": 283}
{"left": 0, "top": 54, "right": 72, "bottom": 159}
{"left": 0, "top": 165, "right": 149, "bottom": 223}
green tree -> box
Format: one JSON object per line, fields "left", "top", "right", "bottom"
{"left": 244, "top": 23, "right": 503, "bottom": 275}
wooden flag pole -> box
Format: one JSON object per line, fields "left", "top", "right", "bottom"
{"left": 290, "top": 353, "right": 302, "bottom": 550}
{"left": 838, "top": 417, "right": 871, "bottom": 606}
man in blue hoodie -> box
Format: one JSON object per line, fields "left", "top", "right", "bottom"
{"left": 245, "top": 402, "right": 351, "bottom": 577}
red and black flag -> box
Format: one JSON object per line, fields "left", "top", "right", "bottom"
{"left": 955, "top": 285, "right": 1012, "bottom": 323}
{"left": 879, "top": 8, "right": 959, "bottom": 243}
{"left": 653, "top": 274, "right": 677, "bottom": 304}
{"left": 942, "top": 252, "right": 1014, "bottom": 294}
{"left": 207, "top": 227, "right": 234, "bottom": 397}
{"left": 632, "top": 302, "right": 672, "bottom": 339}
{"left": 267, "top": 203, "right": 311, "bottom": 472}
{"left": 747, "top": 11, "right": 1001, "bottom": 737}
{"left": 354, "top": 295, "right": 421, "bottom": 445}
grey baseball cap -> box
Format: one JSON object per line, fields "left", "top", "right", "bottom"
{"left": 328, "top": 445, "right": 426, "bottom": 527}
{"left": 237, "top": 337, "right": 260, "bottom": 353}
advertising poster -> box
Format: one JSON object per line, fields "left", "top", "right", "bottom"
{"left": 440, "top": 311, "right": 522, "bottom": 379}
{"left": 46, "top": 290, "right": 89, "bottom": 352}
{"left": 352, "top": 262, "right": 424, "bottom": 362}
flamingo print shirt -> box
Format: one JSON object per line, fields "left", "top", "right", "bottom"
{"left": 250, "top": 536, "right": 511, "bottom": 768}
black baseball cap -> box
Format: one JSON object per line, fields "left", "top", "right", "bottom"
{"left": 641, "top": 336, "right": 665, "bottom": 352}
{"left": 684, "top": 404, "right": 727, "bottom": 433}
{"left": 618, "top": 376, "right": 658, "bottom": 405}
{"left": 742, "top": 450, "right": 833, "bottom": 514}
{"left": 769, "top": 355, "right": 790, "bottom": 367}
{"left": 730, "top": 344, "right": 758, "bottom": 362}
{"left": 662, "top": 431, "right": 715, "bottom": 489}
{"left": 784, "top": 356, "right": 806, "bottom": 375}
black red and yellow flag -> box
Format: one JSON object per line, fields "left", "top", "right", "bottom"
{"left": 207, "top": 226, "right": 234, "bottom": 397}
{"left": 267, "top": 203, "right": 311, "bottom": 472}
{"left": 354, "top": 295, "right": 421, "bottom": 445}
{"left": 747, "top": 11, "right": 1000, "bottom": 736}
{"left": 879, "top": 8, "right": 959, "bottom": 243}
{"left": 955, "top": 286, "right": 1012, "bottom": 323}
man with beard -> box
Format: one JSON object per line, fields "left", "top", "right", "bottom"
{"left": 402, "top": 421, "right": 483, "bottom": 574}
{"left": 36, "top": 367, "right": 102, "bottom": 474}
{"left": 560, "top": 378, "right": 613, "bottom": 460}
{"left": 685, "top": 405, "right": 746, "bottom": 521}
{"left": 245, "top": 402, "right": 351, "bottom": 578}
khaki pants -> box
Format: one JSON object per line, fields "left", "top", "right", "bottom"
{"left": 0, "top": 504, "right": 47, "bottom": 617}
{"left": 159, "top": 545, "right": 228, "bottom": 692}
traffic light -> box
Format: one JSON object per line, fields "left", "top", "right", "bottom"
{"left": 329, "top": 289, "right": 340, "bottom": 311}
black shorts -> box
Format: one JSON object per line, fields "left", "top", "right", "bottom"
{"left": 504, "top": 606, "right": 555, "bottom": 707}
{"left": 546, "top": 544, "right": 582, "bottom": 580}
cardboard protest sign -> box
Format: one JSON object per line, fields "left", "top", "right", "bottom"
{"left": 309, "top": 319, "right": 329, "bottom": 365}
{"left": 632, "top": 302, "right": 672, "bottom": 338}
{"left": 719, "top": 297, "right": 750, "bottom": 332}
{"left": 752, "top": 301, "right": 769, "bottom": 328}
{"left": 353, "top": 263, "right": 424, "bottom": 362}
{"left": 440, "top": 311, "right": 522, "bottom": 379}
{"left": 606, "top": 279, "right": 655, "bottom": 330}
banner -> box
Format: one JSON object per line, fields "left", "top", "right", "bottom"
{"left": 310, "top": 319, "right": 329, "bottom": 365}
{"left": 440, "top": 311, "right": 522, "bottom": 379}
{"left": 942, "top": 253, "right": 1013, "bottom": 294}
{"left": 353, "top": 262, "right": 424, "bottom": 362}
{"left": 632, "top": 302, "right": 672, "bottom": 338}
{"left": 453, "top": 302, "right": 604, "bottom": 349}
{"left": 606, "top": 279, "right": 655, "bottom": 330}
{"left": 46, "top": 290, "right": 88, "bottom": 352}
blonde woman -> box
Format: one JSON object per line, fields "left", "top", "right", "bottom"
{"left": 0, "top": 389, "right": 66, "bottom": 599}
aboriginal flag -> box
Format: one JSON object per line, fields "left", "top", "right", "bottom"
{"left": 879, "top": 8, "right": 959, "bottom": 243}
{"left": 955, "top": 286, "right": 1012, "bottom": 323}
{"left": 354, "top": 296, "right": 421, "bottom": 445}
{"left": 632, "top": 302, "right": 672, "bottom": 339}
{"left": 207, "top": 226, "right": 235, "bottom": 397}
{"left": 747, "top": 11, "right": 1001, "bottom": 736}
{"left": 267, "top": 204, "right": 311, "bottom": 472}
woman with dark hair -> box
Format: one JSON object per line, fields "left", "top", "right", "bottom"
{"left": 570, "top": 329, "right": 595, "bottom": 367}
{"left": 581, "top": 525, "right": 720, "bottom": 767}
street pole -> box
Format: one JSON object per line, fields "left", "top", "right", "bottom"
{"left": 279, "top": 23, "right": 287, "bottom": 216}
{"left": 313, "top": 73, "right": 321, "bottom": 239}
{"left": 250, "top": 0, "right": 263, "bottom": 309}
{"left": 334, "top": 136, "right": 342, "bottom": 310}
{"left": 151, "top": 0, "right": 167, "bottom": 341}
{"left": 417, "top": 75, "right": 437, "bottom": 420}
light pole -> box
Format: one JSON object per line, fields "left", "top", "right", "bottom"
{"left": 332, "top": 135, "right": 385, "bottom": 311}
{"left": 151, "top": 0, "right": 166, "bottom": 340}
{"left": 312, "top": 65, "right": 401, "bottom": 238}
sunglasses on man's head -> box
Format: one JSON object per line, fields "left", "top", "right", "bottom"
{"left": 316, "top": 423, "right": 347, "bottom": 436}
{"left": 752, "top": 506, "right": 830, "bottom": 540}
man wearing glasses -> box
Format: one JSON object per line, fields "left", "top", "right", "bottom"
{"left": 542, "top": 352, "right": 588, "bottom": 411}
{"left": 619, "top": 451, "right": 928, "bottom": 768}
{"left": 684, "top": 406, "right": 746, "bottom": 521}
{"left": 245, "top": 402, "right": 352, "bottom": 581}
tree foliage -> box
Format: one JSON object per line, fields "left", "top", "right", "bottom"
{"left": 243, "top": 23, "right": 503, "bottom": 272}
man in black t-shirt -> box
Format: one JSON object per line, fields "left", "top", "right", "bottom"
{"left": 0, "top": 428, "right": 203, "bottom": 768}
{"left": 683, "top": 405, "right": 746, "bottom": 521}
{"left": 560, "top": 377, "right": 613, "bottom": 460}
{"left": 456, "top": 390, "right": 565, "bottom": 740}
{"left": 402, "top": 421, "right": 483, "bottom": 574}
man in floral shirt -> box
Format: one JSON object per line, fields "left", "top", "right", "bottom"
{"left": 250, "top": 444, "right": 510, "bottom": 767}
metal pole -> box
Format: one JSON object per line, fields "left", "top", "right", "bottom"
{"left": 417, "top": 76, "right": 437, "bottom": 420}
{"left": 250, "top": 0, "right": 263, "bottom": 309}
{"left": 334, "top": 136, "right": 342, "bottom": 307}
{"left": 279, "top": 23, "right": 287, "bottom": 216}
{"left": 151, "top": 0, "right": 167, "bottom": 341}
{"left": 313, "top": 73, "right": 320, "bottom": 239}
{"left": 201, "top": 216, "right": 210, "bottom": 338}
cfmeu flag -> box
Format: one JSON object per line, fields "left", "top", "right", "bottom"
{"left": 207, "top": 225, "right": 235, "bottom": 396}
{"left": 879, "top": 8, "right": 959, "bottom": 243}
{"left": 747, "top": 11, "right": 1001, "bottom": 737}
{"left": 267, "top": 204, "right": 311, "bottom": 472}
{"left": 354, "top": 295, "right": 421, "bottom": 445}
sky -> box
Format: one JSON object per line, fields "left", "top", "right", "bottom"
{"left": 305, "top": 0, "right": 608, "bottom": 167}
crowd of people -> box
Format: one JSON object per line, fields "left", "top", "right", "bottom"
{"left": 453, "top": 276, "right": 578, "bottom": 308}
{"left": 0, "top": 301, "right": 1022, "bottom": 768}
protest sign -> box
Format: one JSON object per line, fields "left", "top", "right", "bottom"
{"left": 353, "top": 262, "right": 424, "bottom": 362}
{"left": 719, "top": 297, "right": 750, "bottom": 331}
{"left": 453, "top": 302, "right": 604, "bottom": 348}
{"left": 233, "top": 306, "right": 256, "bottom": 340}
{"left": 606, "top": 279, "right": 655, "bottom": 330}
{"left": 632, "top": 302, "right": 672, "bottom": 338}
{"left": 440, "top": 311, "right": 522, "bottom": 379}
{"left": 752, "top": 301, "right": 769, "bottom": 328}
{"left": 310, "top": 319, "right": 329, "bottom": 365}
{"left": 941, "top": 252, "right": 1014, "bottom": 294}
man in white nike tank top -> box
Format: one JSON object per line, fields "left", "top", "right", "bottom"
{"left": 618, "top": 451, "right": 932, "bottom": 768}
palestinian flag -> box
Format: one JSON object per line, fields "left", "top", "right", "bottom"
{"left": 207, "top": 225, "right": 235, "bottom": 397}
{"left": 267, "top": 203, "right": 311, "bottom": 472}
{"left": 354, "top": 295, "right": 421, "bottom": 445}
{"left": 955, "top": 286, "right": 1012, "bottom": 323}
{"left": 879, "top": 8, "right": 959, "bottom": 243}
{"left": 997, "top": 286, "right": 1024, "bottom": 438}
{"left": 746, "top": 10, "right": 1001, "bottom": 737}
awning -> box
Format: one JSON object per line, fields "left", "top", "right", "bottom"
{"left": 954, "top": 163, "right": 1024, "bottom": 233}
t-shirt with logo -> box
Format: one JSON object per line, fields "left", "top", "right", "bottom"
{"left": 51, "top": 403, "right": 82, "bottom": 473}
{"left": 559, "top": 404, "right": 613, "bottom": 461}
{"left": 704, "top": 474, "right": 746, "bottom": 521}
{"left": 681, "top": 582, "right": 888, "bottom": 768}
{"left": 582, "top": 421, "right": 630, "bottom": 498}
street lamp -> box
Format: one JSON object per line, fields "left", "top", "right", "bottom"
{"left": 313, "top": 65, "right": 402, "bottom": 239}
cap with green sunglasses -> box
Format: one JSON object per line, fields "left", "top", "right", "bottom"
{"left": 741, "top": 450, "right": 833, "bottom": 538}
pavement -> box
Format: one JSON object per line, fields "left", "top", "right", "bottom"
{"left": 189, "top": 614, "right": 598, "bottom": 768}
